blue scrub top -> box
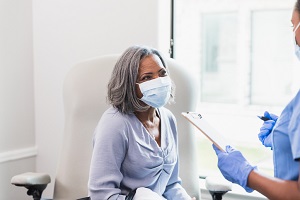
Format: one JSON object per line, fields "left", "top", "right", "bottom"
{"left": 272, "top": 89, "right": 300, "bottom": 180}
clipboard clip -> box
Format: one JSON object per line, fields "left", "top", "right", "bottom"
{"left": 187, "top": 112, "right": 202, "bottom": 119}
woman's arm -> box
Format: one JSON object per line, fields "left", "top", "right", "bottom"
{"left": 248, "top": 169, "right": 300, "bottom": 200}
{"left": 88, "top": 113, "right": 128, "bottom": 200}
{"left": 163, "top": 160, "right": 192, "bottom": 200}
{"left": 162, "top": 109, "right": 193, "bottom": 199}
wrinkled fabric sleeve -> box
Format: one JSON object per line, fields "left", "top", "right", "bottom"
{"left": 163, "top": 163, "right": 191, "bottom": 200}
{"left": 88, "top": 112, "right": 128, "bottom": 200}
{"left": 163, "top": 112, "right": 191, "bottom": 200}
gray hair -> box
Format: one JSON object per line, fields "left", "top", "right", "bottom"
{"left": 107, "top": 45, "right": 175, "bottom": 114}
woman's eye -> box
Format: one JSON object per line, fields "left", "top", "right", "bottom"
{"left": 160, "top": 70, "right": 168, "bottom": 76}
{"left": 141, "top": 76, "right": 151, "bottom": 81}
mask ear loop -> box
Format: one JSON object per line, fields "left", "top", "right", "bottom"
{"left": 293, "top": 22, "right": 300, "bottom": 46}
{"left": 294, "top": 21, "right": 300, "bottom": 34}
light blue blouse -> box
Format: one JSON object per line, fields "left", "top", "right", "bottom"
{"left": 88, "top": 107, "right": 190, "bottom": 200}
{"left": 272, "top": 89, "right": 300, "bottom": 180}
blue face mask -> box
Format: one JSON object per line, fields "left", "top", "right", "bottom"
{"left": 293, "top": 22, "right": 300, "bottom": 60}
{"left": 138, "top": 76, "right": 172, "bottom": 108}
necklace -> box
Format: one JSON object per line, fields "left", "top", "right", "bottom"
{"left": 142, "top": 122, "right": 156, "bottom": 139}
{"left": 142, "top": 120, "right": 161, "bottom": 146}
{"left": 134, "top": 111, "right": 160, "bottom": 140}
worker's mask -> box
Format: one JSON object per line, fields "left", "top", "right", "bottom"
{"left": 293, "top": 21, "right": 300, "bottom": 60}
{"left": 137, "top": 76, "right": 172, "bottom": 108}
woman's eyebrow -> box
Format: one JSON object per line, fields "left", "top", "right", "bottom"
{"left": 158, "top": 68, "right": 166, "bottom": 72}
{"left": 140, "top": 72, "right": 153, "bottom": 76}
{"left": 139, "top": 67, "right": 165, "bottom": 77}
{"left": 138, "top": 72, "right": 152, "bottom": 79}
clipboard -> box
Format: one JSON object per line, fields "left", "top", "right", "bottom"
{"left": 182, "top": 112, "right": 231, "bottom": 152}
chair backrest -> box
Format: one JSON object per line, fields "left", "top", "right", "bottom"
{"left": 54, "top": 55, "right": 200, "bottom": 199}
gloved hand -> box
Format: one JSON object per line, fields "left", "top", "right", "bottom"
{"left": 212, "top": 145, "right": 256, "bottom": 193}
{"left": 258, "top": 111, "right": 278, "bottom": 148}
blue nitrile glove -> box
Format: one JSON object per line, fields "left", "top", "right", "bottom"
{"left": 258, "top": 111, "right": 278, "bottom": 148}
{"left": 212, "top": 144, "right": 256, "bottom": 193}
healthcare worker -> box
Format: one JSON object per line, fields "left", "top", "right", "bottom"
{"left": 213, "top": 1, "right": 300, "bottom": 200}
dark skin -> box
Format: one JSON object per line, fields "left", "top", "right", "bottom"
{"left": 294, "top": 7, "right": 300, "bottom": 45}
{"left": 134, "top": 54, "right": 168, "bottom": 147}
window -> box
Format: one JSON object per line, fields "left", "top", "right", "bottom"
{"left": 251, "top": 10, "right": 294, "bottom": 106}
{"left": 174, "top": 0, "right": 299, "bottom": 180}
{"left": 201, "top": 12, "right": 238, "bottom": 103}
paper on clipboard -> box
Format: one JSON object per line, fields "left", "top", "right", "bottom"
{"left": 182, "top": 112, "right": 231, "bottom": 152}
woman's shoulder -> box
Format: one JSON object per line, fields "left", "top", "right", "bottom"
{"left": 101, "top": 106, "right": 131, "bottom": 120}
{"left": 288, "top": 89, "right": 300, "bottom": 110}
{"left": 93, "top": 107, "right": 136, "bottom": 143}
{"left": 97, "top": 107, "right": 135, "bottom": 131}
{"left": 294, "top": 89, "right": 300, "bottom": 100}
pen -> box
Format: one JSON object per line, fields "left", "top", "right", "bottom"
{"left": 257, "top": 115, "right": 270, "bottom": 121}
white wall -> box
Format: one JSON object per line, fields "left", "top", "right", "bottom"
{"left": 32, "top": 0, "right": 170, "bottom": 198}
{"left": 0, "top": 0, "right": 35, "bottom": 199}
{"left": 1, "top": 0, "right": 170, "bottom": 198}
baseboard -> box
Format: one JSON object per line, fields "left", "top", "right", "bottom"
{"left": 0, "top": 146, "right": 38, "bottom": 163}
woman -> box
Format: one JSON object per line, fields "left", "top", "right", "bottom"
{"left": 88, "top": 45, "right": 194, "bottom": 200}
{"left": 212, "top": 1, "right": 300, "bottom": 199}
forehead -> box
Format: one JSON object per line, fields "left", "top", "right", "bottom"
{"left": 139, "top": 54, "right": 164, "bottom": 71}
{"left": 292, "top": 9, "right": 300, "bottom": 23}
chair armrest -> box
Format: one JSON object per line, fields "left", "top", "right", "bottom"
{"left": 205, "top": 176, "right": 232, "bottom": 192}
{"left": 11, "top": 172, "right": 51, "bottom": 186}
{"left": 11, "top": 172, "right": 51, "bottom": 200}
